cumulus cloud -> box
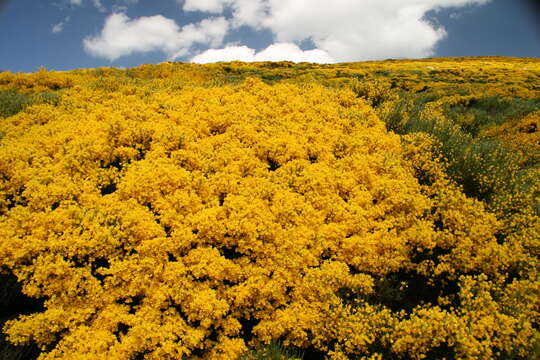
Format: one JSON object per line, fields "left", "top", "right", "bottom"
{"left": 181, "top": 0, "right": 269, "bottom": 28}
{"left": 83, "top": 13, "right": 228, "bottom": 61}
{"left": 82, "top": 0, "right": 491, "bottom": 63}
{"left": 192, "top": 42, "right": 334, "bottom": 63}
{"left": 184, "top": 0, "right": 491, "bottom": 62}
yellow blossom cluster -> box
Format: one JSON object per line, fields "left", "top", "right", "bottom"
{"left": 0, "top": 59, "right": 538, "bottom": 360}
{"left": 483, "top": 110, "right": 540, "bottom": 164}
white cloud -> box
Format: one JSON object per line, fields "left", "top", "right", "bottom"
{"left": 184, "top": 0, "right": 491, "bottom": 62}
{"left": 182, "top": 0, "right": 230, "bottom": 13}
{"left": 83, "top": 0, "right": 491, "bottom": 63}
{"left": 52, "top": 16, "right": 71, "bottom": 34}
{"left": 191, "top": 45, "right": 255, "bottom": 62}
{"left": 92, "top": 0, "right": 106, "bottom": 12}
{"left": 114, "top": 0, "right": 139, "bottom": 7}
{"left": 52, "top": 22, "right": 64, "bottom": 34}
{"left": 181, "top": 0, "right": 268, "bottom": 28}
{"left": 65, "top": 0, "right": 139, "bottom": 12}
{"left": 112, "top": 5, "right": 128, "bottom": 12}
{"left": 229, "top": 0, "right": 269, "bottom": 28}
{"left": 192, "top": 42, "right": 334, "bottom": 63}
{"left": 83, "top": 13, "right": 228, "bottom": 61}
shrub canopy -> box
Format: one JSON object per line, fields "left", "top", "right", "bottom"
{"left": 0, "top": 60, "right": 539, "bottom": 360}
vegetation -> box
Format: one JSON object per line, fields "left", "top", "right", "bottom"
{"left": 0, "top": 57, "right": 538, "bottom": 360}
{"left": 0, "top": 89, "right": 33, "bottom": 118}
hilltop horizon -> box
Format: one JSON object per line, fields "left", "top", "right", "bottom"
{"left": 2, "top": 55, "right": 540, "bottom": 75}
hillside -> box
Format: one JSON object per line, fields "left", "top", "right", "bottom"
{"left": 0, "top": 57, "right": 539, "bottom": 360}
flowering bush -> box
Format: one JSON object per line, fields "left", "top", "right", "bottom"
{"left": 0, "top": 59, "right": 539, "bottom": 360}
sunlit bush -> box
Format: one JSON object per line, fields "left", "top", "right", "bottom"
{"left": 0, "top": 59, "right": 538, "bottom": 360}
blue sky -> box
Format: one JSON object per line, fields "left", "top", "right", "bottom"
{"left": 1, "top": 0, "right": 539, "bottom": 73}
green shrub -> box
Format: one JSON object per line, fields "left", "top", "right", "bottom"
{"left": 444, "top": 137, "right": 521, "bottom": 203}
{"left": 242, "top": 341, "right": 304, "bottom": 360}
{"left": 37, "top": 92, "right": 61, "bottom": 106}
{"left": 444, "top": 96, "right": 540, "bottom": 136}
{"left": 383, "top": 94, "right": 537, "bottom": 215}
{"left": 0, "top": 89, "right": 33, "bottom": 118}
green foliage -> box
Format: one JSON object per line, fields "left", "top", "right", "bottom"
{"left": 0, "top": 89, "right": 60, "bottom": 119}
{"left": 444, "top": 96, "right": 540, "bottom": 136}
{"left": 375, "top": 95, "right": 539, "bottom": 264}
{"left": 36, "top": 92, "right": 61, "bottom": 106}
{"left": 0, "top": 89, "right": 33, "bottom": 118}
{"left": 445, "top": 137, "right": 521, "bottom": 203}
{"left": 381, "top": 92, "right": 437, "bottom": 133}
{"left": 242, "top": 341, "right": 304, "bottom": 360}
{"left": 379, "top": 89, "right": 539, "bottom": 213}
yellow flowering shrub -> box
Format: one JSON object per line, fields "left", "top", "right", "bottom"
{"left": 0, "top": 59, "right": 539, "bottom": 360}
{"left": 482, "top": 110, "right": 540, "bottom": 166}
{"left": 0, "top": 68, "right": 79, "bottom": 94}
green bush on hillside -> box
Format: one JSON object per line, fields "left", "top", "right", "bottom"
{"left": 0, "top": 89, "right": 33, "bottom": 118}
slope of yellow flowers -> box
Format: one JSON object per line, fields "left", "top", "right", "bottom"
{"left": 0, "top": 58, "right": 539, "bottom": 360}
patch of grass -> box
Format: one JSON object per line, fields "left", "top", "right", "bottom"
{"left": 444, "top": 96, "right": 540, "bottom": 137}
{"left": 242, "top": 341, "right": 304, "bottom": 360}
{"left": 445, "top": 137, "right": 521, "bottom": 203}
{"left": 261, "top": 74, "right": 286, "bottom": 83}
{"left": 37, "top": 92, "right": 61, "bottom": 106}
{"left": 0, "top": 89, "right": 33, "bottom": 118}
